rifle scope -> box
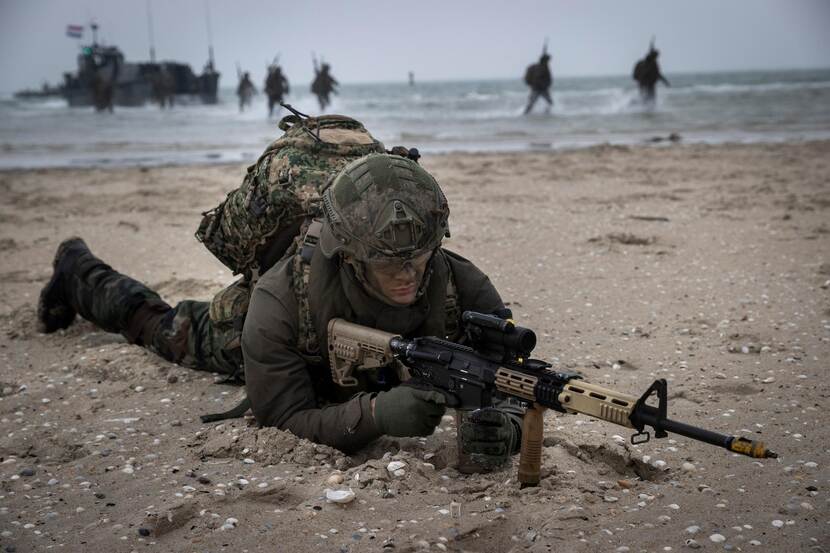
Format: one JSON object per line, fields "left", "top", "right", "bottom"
{"left": 462, "top": 311, "right": 536, "bottom": 358}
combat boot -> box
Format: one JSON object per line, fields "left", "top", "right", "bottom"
{"left": 37, "top": 237, "right": 88, "bottom": 333}
{"left": 37, "top": 237, "right": 170, "bottom": 338}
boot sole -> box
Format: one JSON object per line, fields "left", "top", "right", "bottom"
{"left": 36, "top": 237, "right": 87, "bottom": 333}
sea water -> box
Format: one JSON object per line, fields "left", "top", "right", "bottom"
{"left": 1, "top": 69, "right": 829, "bottom": 169}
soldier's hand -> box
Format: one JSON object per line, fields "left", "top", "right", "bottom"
{"left": 372, "top": 387, "right": 446, "bottom": 437}
{"left": 460, "top": 408, "right": 521, "bottom": 471}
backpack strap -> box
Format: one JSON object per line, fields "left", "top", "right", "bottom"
{"left": 200, "top": 397, "right": 251, "bottom": 423}
{"left": 443, "top": 269, "right": 461, "bottom": 341}
{"left": 300, "top": 219, "right": 323, "bottom": 263}
{"left": 293, "top": 221, "right": 323, "bottom": 355}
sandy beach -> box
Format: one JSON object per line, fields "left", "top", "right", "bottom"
{"left": 0, "top": 141, "right": 828, "bottom": 552}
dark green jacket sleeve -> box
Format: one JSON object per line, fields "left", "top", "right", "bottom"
{"left": 242, "top": 262, "right": 382, "bottom": 453}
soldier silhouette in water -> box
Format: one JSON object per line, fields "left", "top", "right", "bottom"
{"left": 237, "top": 71, "right": 256, "bottom": 113}
{"left": 265, "top": 64, "right": 290, "bottom": 118}
{"left": 633, "top": 39, "right": 670, "bottom": 103}
{"left": 92, "top": 55, "right": 118, "bottom": 113}
{"left": 523, "top": 45, "right": 553, "bottom": 115}
{"left": 311, "top": 57, "right": 339, "bottom": 112}
{"left": 151, "top": 66, "right": 176, "bottom": 109}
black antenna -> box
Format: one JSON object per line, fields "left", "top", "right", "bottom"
{"left": 281, "top": 103, "right": 309, "bottom": 118}
{"left": 146, "top": 0, "right": 156, "bottom": 62}
{"left": 205, "top": 0, "right": 215, "bottom": 68}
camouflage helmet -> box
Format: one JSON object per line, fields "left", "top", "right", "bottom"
{"left": 319, "top": 153, "right": 450, "bottom": 261}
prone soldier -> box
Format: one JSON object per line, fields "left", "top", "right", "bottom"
{"left": 38, "top": 153, "right": 522, "bottom": 468}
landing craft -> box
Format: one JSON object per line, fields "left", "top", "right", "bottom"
{"left": 13, "top": 83, "right": 63, "bottom": 100}
{"left": 59, "top": 23, "right": 220, "bottom": 108}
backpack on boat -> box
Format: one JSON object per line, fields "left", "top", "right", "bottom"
{"left": 195, "top": 110, "right": 388, "bottom": 281}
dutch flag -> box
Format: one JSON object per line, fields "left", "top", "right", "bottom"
{"left": 66, "top": 24, "right": 83, "bottom": 39}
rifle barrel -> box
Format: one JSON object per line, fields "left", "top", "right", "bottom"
{"left": 635, "top": 406, "right": 777, "bottom": 459}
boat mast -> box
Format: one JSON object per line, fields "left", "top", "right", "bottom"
{"left": 146, "top": 0, "right": 156, "bottom": 62}
{"left": 205, "top": 0, "right": 215, "bottom": 69}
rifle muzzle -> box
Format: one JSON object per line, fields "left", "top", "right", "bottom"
{"left": 728, "top": 437, "right": 777, "bottom": 459}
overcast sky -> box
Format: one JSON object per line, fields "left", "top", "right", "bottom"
{"left": 2, "top": 0, "right": 829, "bottom": 92}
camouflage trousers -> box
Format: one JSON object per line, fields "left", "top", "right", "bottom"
{"left": 68, "top": 257, "right": 245, "bottom": 378}
{"left": 142, "top": 298, "right": 244, "bottom": 378}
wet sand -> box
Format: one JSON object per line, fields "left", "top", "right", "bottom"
{"left": 0, "top": 141, "right": 828, "bottom": 552}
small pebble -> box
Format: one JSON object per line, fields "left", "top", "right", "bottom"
{"left": 709, "top": 534, "right": 725, "bottom": 543}
{"left": 219, "top": 517, "right": 238, "bottom": 531}
{"left": 771, "top": 520, "right": 784, "bottom": 528}
{"left": 685, "top": 526, "right": 700, "bottom": 534}
{"left": 19, "top": 468, "right": 35, "bottom": 477}
{"left": 685, "top": 539, "right": 701, "bottom": 549}
{"left": 138, "top": 528, "right": 150, "bottom": 537}
{"left": 326, "top": 473, "right": 344, "bottom": 486}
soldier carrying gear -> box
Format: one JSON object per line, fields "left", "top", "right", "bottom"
{"left": 237, "top": 71, "right": 257, "bottom": 112}
{"left": 264, "top": 64, "right": 290, "bottom": 118}
{"left": 37, "top": 152, "right": 523, "bottom": 470}
{"left": 633, "top": 38, "right": 670, "bottom": 104}
{"left": 523, "top": 43, "right": 553, "bottom": 115}
{"left": 311, "top": 56, "right": 339, "bottom": 112}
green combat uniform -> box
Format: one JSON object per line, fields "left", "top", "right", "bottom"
{"left": 243, "top": 246, "right": 504, "bottom": 451}
{"left": 39, "top": 153, "right": 520, "bottom": 463}
{"left": 38, "top": 237, "right": 245, "bottom": 376}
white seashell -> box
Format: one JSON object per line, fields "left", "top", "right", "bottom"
{"left": 326, "top": 473, "right": 344, "bottom": 486}
{"left": 386, "top": 461, "right": 407, "bottom": 472}
{"left": 325, "top": 488, "right": 356, "bottom": 504}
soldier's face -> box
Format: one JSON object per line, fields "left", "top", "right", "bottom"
{"left": 364, "top": 251, "right": 432, "bottom": 306}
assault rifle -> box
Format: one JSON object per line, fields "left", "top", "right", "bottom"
{"left": 328, "top": 312, "right": 777, "bottom": 487}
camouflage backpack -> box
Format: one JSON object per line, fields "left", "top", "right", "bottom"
{"left": 195, "top": 111, "right": 387, "bottom": 280}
